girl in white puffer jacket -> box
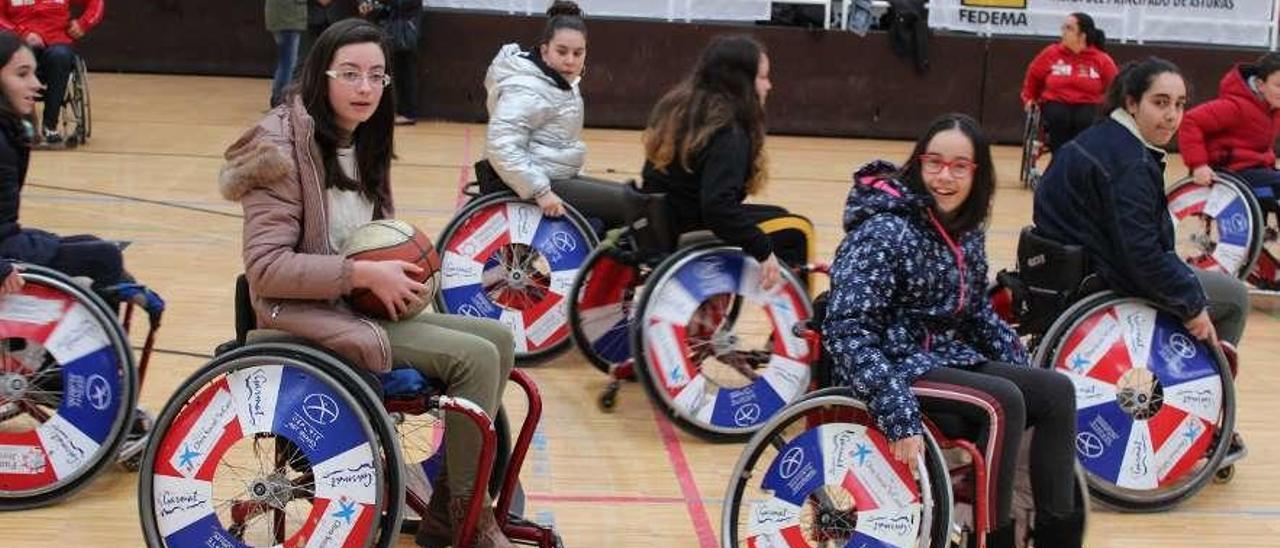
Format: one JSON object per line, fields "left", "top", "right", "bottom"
{"left": 482, "top": 0, "right": 588, "bottom": 217}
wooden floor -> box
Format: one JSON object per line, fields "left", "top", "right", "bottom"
{"left": 2, "top": 73, "right": 1278, "bottom": 547}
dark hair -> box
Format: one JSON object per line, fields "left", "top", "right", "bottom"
{"left": 0, "top": 31, "right": 31, "bottom": 134}
{"left": 1070, "top": 12, "right": 1106, "bottom": 50}
{"left": 293, "top": 19, "right": 394, "bottom": 200}
{"left": 1251, "top": 52, "right": 1280, "bottom": 81}
{"left": 644, "top": 35, "right": 768, "bottom": 194}
{"left": 898, "top": 113, "right": 996, "bottom": 236}
{"left": 541, "top": 1, "right": 586, "bottom": 45}
{"left": 1102, "top": 56, "right": 1183, "bottom": 115}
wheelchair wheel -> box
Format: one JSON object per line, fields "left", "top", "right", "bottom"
{"left": 0, "top": 265, "right": 138, "bottom": 510}
{"left": 1167, "top": 171, "right": 1264, "bottom": 280}
{"left": 1032, "top": 292, "right": 1235, "bottom": 512}
{"left": 436, "top": 192, "right": 598, "bottom": 363}
{"left": 632, "top": 244, "right": 813, "bottom": 441}
{"left": 58, "top": 56, "right": 89, "bottom": 147}
{"left": 722, "top": 388, "right": 953, "bottom": 548}
{"left": 77, "top": 56, "right": 91, "bottom": 141}
{"left": 396, "top": 405, "right": 511, "bottom": 520}
{"left": 568, "top": 244, "right": 645, "bottom": 374}
{"left": 138, "top": 343, "right": 404, "bottom": 547}
{"left": 1246, "top": 190, "right": 1280, "bottom": 290}
{"left": 1019, "top": 106, "right": 1043, "bottom": 189}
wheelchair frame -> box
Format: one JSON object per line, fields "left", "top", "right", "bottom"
{"left": 135, "top": 275, "right": 559, "bottom": 547}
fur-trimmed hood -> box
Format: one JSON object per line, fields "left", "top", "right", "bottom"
{"left": 218, "top": 101, "right": 306, "bottom": 202}
{"left": 222, "top": 96, "right": 395, "bottom": 374}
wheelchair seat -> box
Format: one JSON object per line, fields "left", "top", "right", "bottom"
{"left": 1002, "top": 226, "right": 1105, "bottom": 335}
{"left": 675, "top": 229, "right": 720, "bottom": 248}
{"left": 232, "top": 274, "right": 444, "bottom": 400}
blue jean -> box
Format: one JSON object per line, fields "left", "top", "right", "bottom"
{"left": 1233, "top": 167, "right": 1280, "bottom": 224}
{"left": 270, "top": 30, "right": 301, "bottom": 108}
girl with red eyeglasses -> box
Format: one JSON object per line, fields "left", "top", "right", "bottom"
{"left": 824, "top": 114, "right": 1083, "bottom": 548}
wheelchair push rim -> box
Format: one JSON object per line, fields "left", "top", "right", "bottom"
{"left": 139, "top": 346, "right": 402, "bottom": 547}
{"left": 436, "top": 193, "right": 598, "bottom": 362}
{"left": 1167, "top": 172, "right": 1264, "bottom": 280}
{"left": 632, "top": 245, "right": 814, "bottom": 440}
{"left": 722, "top": 389, "right": 953, "bottom": 548}
{"left": 1034, "top": 292, "right": 1235, "bottom": 511}
{"left": 0, "top": 265, "right": 137, "bottom": 507}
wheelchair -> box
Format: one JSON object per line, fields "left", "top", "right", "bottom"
{"left": 1019, "top": 104, "right": 1048, "bottom": 190}
{"left": 32, "top": 54, "right": 91, "bottom": 149}
{"left": 1166, "top": 169, "right": 1280, "bottom": 294}
{"left": 561, "top": 184, "right": 823, "bottom": 442}
{"left": 994, "top": 227, "right": 1240, "bottom": 511}
{"left": 0, "top": 263, "right": 163, "bottom": 509}
{"left": 136, "top": 275, "right": 560, "bottom": 547}
{"left": 722, "top": 387, "right": 1091, "bottom": 547}
{"left": 435, "top": 166, "right": 651, "bottom": 364}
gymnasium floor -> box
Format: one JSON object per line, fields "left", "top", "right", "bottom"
{"left": 1, "top": 73, "right": 1277, "bottom": 546}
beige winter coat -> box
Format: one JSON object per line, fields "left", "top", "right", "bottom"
{"left": 218, "top": 97, "right": 396, "bottom": 372}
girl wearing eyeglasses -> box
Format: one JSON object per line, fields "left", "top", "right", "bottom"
{"left": 219, "top": 19, "right": 515, "bottom": 548}
{"left": 824, "top": 113, "right": 1082, "bottom": 548}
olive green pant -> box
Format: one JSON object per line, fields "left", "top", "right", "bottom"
{"left": 380, "top": 312, "right": 514, "bottom": 497}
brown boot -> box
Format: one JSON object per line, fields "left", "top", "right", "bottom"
{"left": 448, "top": 496, "right": 513, "bottom": 548}
{"left": 413, "top": 469, "right": 452, "bottom": 548}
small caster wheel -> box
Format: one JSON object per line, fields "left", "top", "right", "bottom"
{"left": 119, "top": 452, "right": 143, "bottom": 473}
{"left": 1213, "top": 465, "right": 1235, "bottom": 484}
{"left": 598, "top": 381, "right": 620, "bottom": 412}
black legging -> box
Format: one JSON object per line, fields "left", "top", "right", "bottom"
{"left": 916, "top": 361, "right": 1077, "bottom": 528}
{"left": 47, "top": 235, "right": 127, "bottom": 290}
{"left": 1041, "top": 101, "right": 1097, "bottom": 153}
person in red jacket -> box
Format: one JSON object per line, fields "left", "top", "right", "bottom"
{"left": 1178, "top": 53, "right": 1280, "bottom": 219}
{"left": 0, "top": 0, "right": 103, "bottom": 146}
{"left": 1021, "top": 12, "right": 1117, "bottom": 153}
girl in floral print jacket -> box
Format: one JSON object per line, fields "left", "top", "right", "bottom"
{"left": 822, "top": 114, "right": 1082, "bottom": 548}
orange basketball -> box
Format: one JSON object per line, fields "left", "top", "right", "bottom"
{"left": 342, "top": 219, "right": 442, "bottom": 320}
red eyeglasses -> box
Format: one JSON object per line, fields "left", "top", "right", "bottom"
{"left": 918, "top": 154, "right": 977, "bottom": 178}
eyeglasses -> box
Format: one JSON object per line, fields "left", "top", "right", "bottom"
{"left": 325, "top": 69, "right": 392, "bottom": 88}
{"left": 918, "top": 154, "right": 976, "bottom": 178}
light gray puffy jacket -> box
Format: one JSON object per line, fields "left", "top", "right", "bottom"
{"left": 483, "top": 43, "right": 586, "bottom": 199}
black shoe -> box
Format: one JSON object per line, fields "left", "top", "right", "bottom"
{"left": 41, "top": 128, "right": 63, "bottom": 146}
{"left": 1032, "top": 511, "right": 1084, "bottom": 548}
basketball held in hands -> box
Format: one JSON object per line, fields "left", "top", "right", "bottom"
{"left": 342, "top": 219, "right": 442, "bottom": 320}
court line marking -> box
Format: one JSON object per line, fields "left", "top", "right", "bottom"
{"left": 651, "top": 405, "right": 717, "bottom": 548}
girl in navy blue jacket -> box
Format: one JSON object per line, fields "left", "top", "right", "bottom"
{"left": 824, "top": 114, "right": 1081, "bottom": 548}
{"left": 0, "top": 31, "right": 117, "bottom": 294}
{"left": 1035, "top": 57, "right": 1249, "bottom": 347}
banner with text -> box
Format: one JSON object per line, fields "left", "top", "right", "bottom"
{"left": 425, "top": 0, "right": 772, "bottom": 21}
{"left": 927, "top": 0, "right": 1277, "bottom": 48}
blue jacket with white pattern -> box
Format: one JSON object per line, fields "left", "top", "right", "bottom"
{"left": 822, "top": 161, "right": 1028, "bottom": 441}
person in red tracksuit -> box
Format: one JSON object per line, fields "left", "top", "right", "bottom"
{"left": 1178, "top": 53, "right": 1280, "bottom": 221}
{"left": 0, "top": 0, "right": 103, "bottom": 145}
{"left": 1021, "top": 12, "right": 1117, "bottom": 153}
